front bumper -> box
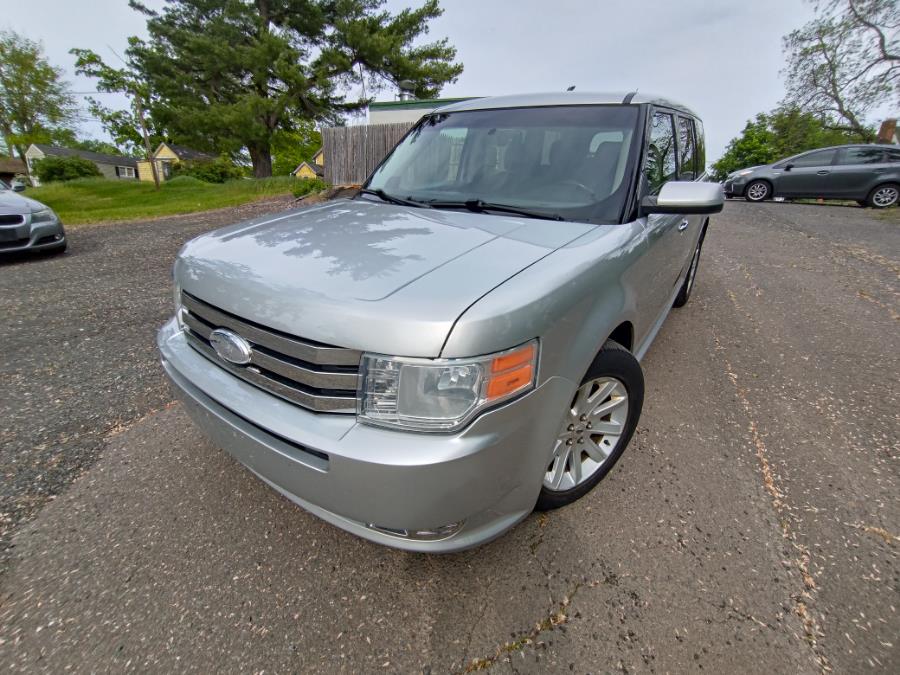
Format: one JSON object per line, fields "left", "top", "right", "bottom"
{"left": 157, "top": 318, "right": 575, "bottom": 552}
{"left": 723, "top": 177, "right": 749, "bottom": 197}
{"left": 0, "top": 217, "right": 66, "bottom": 254}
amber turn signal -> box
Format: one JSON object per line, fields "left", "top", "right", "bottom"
{"left": 490, "top": 343, "right": 536, "bottom": 373}
{"left": 486, "top": 364, "right": 534, "bottom": 400}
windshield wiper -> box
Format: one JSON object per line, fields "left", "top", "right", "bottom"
{"left": 426, "top": 199, "right": 564, "bottom": 221}
{"left": 357, "top": 188, "right": 431, "bottom": 208}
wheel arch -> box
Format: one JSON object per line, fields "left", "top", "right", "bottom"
{"left": 606, "top": 321, "right": 635, "bottom": 353}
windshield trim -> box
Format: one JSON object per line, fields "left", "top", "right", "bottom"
{"left": 360, "top": 104, "right": 644, "bottom": 225}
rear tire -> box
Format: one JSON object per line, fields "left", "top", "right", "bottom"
{"left": 866, "top": 183, "right": 899, "bottom": 209}
{"left": 745, "top": 180, "right": 771, "bottom": 202}
{"left": 536, "top": 340, "right": 643, "bottom": 511}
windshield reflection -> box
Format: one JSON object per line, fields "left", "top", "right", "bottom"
{"left": 366, "top": 105, "right": 640, "bottom": 223}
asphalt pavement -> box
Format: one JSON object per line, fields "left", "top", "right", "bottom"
{"left": 0, "top": 200, "right": 897, "bottom": 673}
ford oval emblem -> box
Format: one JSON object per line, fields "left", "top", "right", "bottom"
{"left": 209, "top": 328, "right": 252, "bottom": 365}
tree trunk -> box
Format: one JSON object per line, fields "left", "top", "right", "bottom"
{"left": 13, "top": 144, "right": 30, "bottom": 177}
{"left": 248, "top": 141, "right": 273, "bottom": 178}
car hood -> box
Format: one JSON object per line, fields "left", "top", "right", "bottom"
{"left": 0, "top": 191, "right": 46, "bottom": 214}
{"left": 728, "top": 165, "right": 764, "bottom": 178}
{"left": 176, "top": 199, "right": 595, "bottom": 357}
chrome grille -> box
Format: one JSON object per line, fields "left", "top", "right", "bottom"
{"left": 180, "top": 291, "right": 361, "bottom": 413}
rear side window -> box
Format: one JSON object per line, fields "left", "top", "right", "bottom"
{"left": 694, "top": 118, "right": 706, "bottom": 176}
{"left": 789, "top": 149, "right": 837, "bottom": 167}
{"left": 883, "top": 148, "right": 900, "bottom": 163}
{"left": 646, "top": 112, "right": 677, "bottom": 194}
{"left": 677, "top": 117, "right": 696, "bottom": 180}
{"left": 837, "top": 147, "right": 885, "bottom": 165}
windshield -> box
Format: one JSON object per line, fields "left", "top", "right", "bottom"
{"left": 365, "top": 105, "right": 640, "bottom": 223}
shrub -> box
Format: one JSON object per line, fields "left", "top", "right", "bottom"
{"left": 34, "top": 155, "right": 102, "bottom": 183}
{"left": 292, "top": 177, "right": 327, "bottom": 198}
{"left": 171, "top": 157, "right": 243, "bottom": 183}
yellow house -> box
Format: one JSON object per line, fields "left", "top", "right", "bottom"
{"left": 137, "top": 142, "right": 217, "bottom": 182}
{"left": 292, "top": 147, "right": 324, "bottom": 180}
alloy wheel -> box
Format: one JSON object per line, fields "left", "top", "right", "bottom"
{"left": 872, "top": 186, "right": 899, "bottom": 208}
{"left": 746, "top": 182, "right": 768, "bottom": 201}
{"left": 543, "top": 377, "right": 629, "bottom": 492}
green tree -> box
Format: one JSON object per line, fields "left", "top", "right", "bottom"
{"left": 712, "top": 107, "right": 872, "bottom": 180}
{"left": 271, "top": 121, "right": 322, "bottom": 176}
{"left": 783, "top": 0, "right": 899, "bottom": 139}
{"left": 0, "top": 30, "right": 77, "bottom": 170}
{"left": 68, "top": 138, "right": 133, "bottom": 156}
{"left": 71, "top": 46, "right": 166, "bottom": 187}
{"left": 112, "top": 0, "right": 462, "bottom": 178}
{"left": 33, "top": 155, "right": 102, "bottom": 183}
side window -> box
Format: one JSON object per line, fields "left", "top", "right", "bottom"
{"left": 646, "top": 112, "right": 677, "bottom": 194}
{"left": 677, "top": 117, "right": 696, "bottom": 180}
{"left": 694, "top": 118, "right": 706, "bottom": 176}
{"left": 886, "top": 149, "right": 900, "bottom": 163}
{"left": 789, "top": 149, "right": 837, "bottom": 168}
{"left": 837, "top": 147, "right": 885, "bottom": 165}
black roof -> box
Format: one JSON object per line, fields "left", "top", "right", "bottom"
{"left": 34, "top": 144, "right": 137, "bottom": 168}
{"left": 162, "top": 143, "right": 217, "bottom": 161}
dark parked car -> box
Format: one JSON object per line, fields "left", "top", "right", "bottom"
{"left": 724, "top": 144, "right": 900, "bottom": 208}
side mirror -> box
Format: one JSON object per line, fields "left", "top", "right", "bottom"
{"left": 783, "top": 163, "right": 794, "bottom": 172}
{"left": 641, "top": 181, "right": 724, "bottom": 216}
{"left": 12, "top": 184, "right": 25, "bottom": 192}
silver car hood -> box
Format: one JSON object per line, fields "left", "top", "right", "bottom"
{"left": 0, "top": 191, "right": 45, "bottom": 214}
{"left": 176, "top": 199, "right": 594, "bottom": 357}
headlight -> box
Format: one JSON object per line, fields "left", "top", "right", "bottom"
{"left": 737, "top": 169, "right": 754, "bottom": 177}
{"left": 30, "top": 208, "right": 58, "bottom": 224}
{"left": 358, "top": 340, "right": 539, "bottom": 432}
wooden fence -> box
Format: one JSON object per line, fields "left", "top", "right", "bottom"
{"left": 322, "top": 122, "right": 413, "bottom": 186}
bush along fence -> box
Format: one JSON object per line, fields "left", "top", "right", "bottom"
{"left": 322, "top": 122, "right": 413, "bottom": 186}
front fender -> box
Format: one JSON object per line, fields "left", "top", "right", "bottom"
{"left": 441, "top": 221, "right": 647, "bottom": 388}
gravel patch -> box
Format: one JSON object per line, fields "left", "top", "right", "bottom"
{"left": 0, "top": 195, "right": 297, "bottom": 574}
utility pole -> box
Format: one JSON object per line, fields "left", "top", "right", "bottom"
{"left": 134, "top": 91, "right": 160, "bottom": 190}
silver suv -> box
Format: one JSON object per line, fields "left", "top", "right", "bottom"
{"left": 158, "top": 92, "right": 723, "bottom": 551}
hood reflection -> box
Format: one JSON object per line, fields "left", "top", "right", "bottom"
{"left": 219, "top": 201, "right": 431, "bottom": 281}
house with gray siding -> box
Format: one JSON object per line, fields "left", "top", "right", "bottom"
{"left": 24, "top": 144, "right": 139, "bottom": 185}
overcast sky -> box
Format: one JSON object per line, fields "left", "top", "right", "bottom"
{"left": 4, "top": 0, "right": 819, "bottom": 164}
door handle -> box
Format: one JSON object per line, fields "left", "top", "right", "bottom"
{"left": 816, "top": 170, "right": 830, "bottom": 175}
{"left": 678, "top": 219, "right": 689, "bottom": 231}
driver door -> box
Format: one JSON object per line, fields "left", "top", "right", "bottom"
{"left": 640, "top": 110, "right": 684, "bottom": 322}
{"left": 774, "top": 148, "right": 838, "bottom": 197}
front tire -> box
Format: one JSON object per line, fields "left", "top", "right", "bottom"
{"left": 536, "top": 340, "right": 643, "bottom": 511}
{"left": 866, "top": 183, "right": 899, "bottom": 209}
{"left": 745, "top": 180, "right": 771, "bottom": 202}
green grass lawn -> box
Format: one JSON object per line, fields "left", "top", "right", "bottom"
{"left": 26, "top": 175, "right": 299, "bottom": 225}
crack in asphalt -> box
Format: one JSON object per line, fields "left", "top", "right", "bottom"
{"left": 459, "top": 583, "right": 581, "bottom": 673}
{"left": 712, "top": 306, "right": 831, "bottom": 673}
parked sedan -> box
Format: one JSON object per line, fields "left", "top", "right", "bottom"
{"left": 724, "top": 144, "right": 900, "bottom": 208}
{"left": 0, "top": 181, "right": 66, "bottom": 255}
